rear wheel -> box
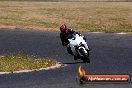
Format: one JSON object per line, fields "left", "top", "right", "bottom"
{"left": 79, "top": 48, "right": 90, "bottom": 63}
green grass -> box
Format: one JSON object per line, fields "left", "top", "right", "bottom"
{"left": 0, "top": 54, "right": 57, "bottom": 72}
{"left": 0, "top": 1, "right": 132, "bottom": 33}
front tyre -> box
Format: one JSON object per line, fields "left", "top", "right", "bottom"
{"left": 79, "top": 48, "right": 90, "bottom": 63}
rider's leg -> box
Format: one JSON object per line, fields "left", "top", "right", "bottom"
{"left": 67, "top": 47, "right": 73, "bottom": 55}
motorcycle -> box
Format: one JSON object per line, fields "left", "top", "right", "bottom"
{"left": 68, "top": 33, "right": 90, "bottom": 63}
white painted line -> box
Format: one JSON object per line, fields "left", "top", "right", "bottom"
{"left": 0, "top": 62, "right": 66, "bottom": 75}
{"left": 0, "top": 72, "right": 11, "bottom": 75}
{"left": 89, "top": 32, "right": 131, "bottom": 35}
{"left": 91, "top": 32, "right": 103, "bottom": 34}
{"left": 116, "top": 32, "right": 131, "bottom": 35}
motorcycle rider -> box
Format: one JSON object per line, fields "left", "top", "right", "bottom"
{"left": 59, "top": 24, "right": 90, "bottom": 60}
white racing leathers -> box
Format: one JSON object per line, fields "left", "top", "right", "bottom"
{"left": 68, "top": 34, "right": 90, "bottom": 63}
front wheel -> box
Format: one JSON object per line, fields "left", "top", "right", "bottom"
{"left": 79, "top": 48, "right": 90, "bottom": 63}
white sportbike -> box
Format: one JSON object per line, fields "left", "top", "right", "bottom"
{"left": 68, "top": 33, "right": 90, "bottom": 63}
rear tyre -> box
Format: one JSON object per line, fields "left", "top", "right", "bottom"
{"left": 79, "top": 48, "right": 90, "bottom": 63}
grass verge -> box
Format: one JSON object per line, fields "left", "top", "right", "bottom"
{"left": 0, "top": 54, "right": 57, "bottom": 72}
{"left": 0, "top": 1, "right": 132, "bottom": 33}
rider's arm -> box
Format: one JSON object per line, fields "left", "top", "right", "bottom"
{"left": 76, "top": 32, "right": 87, "bottom": 42}
{"left": 76, "top": 32, "right": 82, "bottom": 36}
{"left": 68, "top": 28, "right": 87, "bottom": 41}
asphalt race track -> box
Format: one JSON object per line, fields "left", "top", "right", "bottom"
{"left": 0, "top": 28, "right": 131, "bottom": 88}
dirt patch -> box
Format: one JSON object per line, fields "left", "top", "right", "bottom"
{"left": 0, "top": 24, "right": 59, "bottom": 31}
{"left": 0, "top": 24, "right": 85, "bottom": 32}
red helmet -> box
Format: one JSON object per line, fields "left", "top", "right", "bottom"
{"left": 60, "top": 24, "right": 68, "bottom": 33}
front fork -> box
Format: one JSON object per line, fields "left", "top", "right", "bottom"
{"left": 78, "top": 45, "right": 90, "bottom": 58}
{"left": 71, "top": 45, "right": 90, "bottom": 57}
